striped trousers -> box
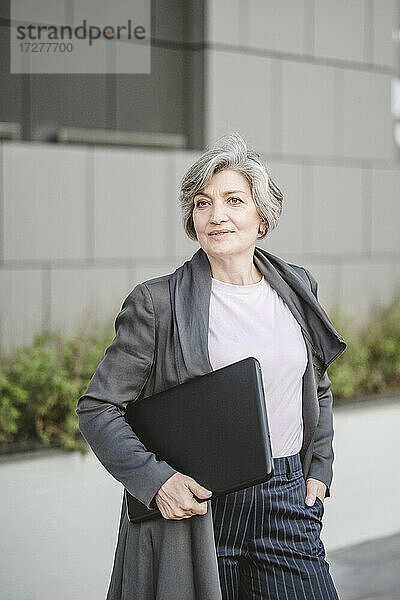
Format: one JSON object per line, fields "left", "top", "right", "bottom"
{"left": 210, "top": 452, "right": 339, "bottom": 600}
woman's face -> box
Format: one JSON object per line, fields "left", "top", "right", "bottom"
{"left": 192, "top": 169, "right": 263, "bottom": 260}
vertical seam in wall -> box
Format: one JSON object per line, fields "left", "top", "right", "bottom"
{"left": 200, "top": 0, "right": 206, "bottom": 149}
{"left": 334, "top": 68, "right": 344, "bottom": 157}
{"left": 105, "top": 73, "right": 116, "bottom": 130}
{"left": 203, "top": 45, "right": 210, "bottom": 146}
{"left": 0, "top": 141, "right": 3, "bottom": 264}
{"left": 362, "top": 165, "right": 372, "bottom": 257}
{"left": 364, "top": 0, "right": 374, "bottom": 64}
{"left": 151, "top": 0, "right": 157, "bottom": 43}
{"left": 310, "top": 163, "right": 315, "bottom": 255}
{"left": 271, "top": 59, "right": 282, "bottom": 153}
{"left": 65, "top": 0, "right": 74, "bottom": 31}
{"left": 184, "top": 0, "right": 205, "bottom": 151}
{"left": 42, "top": 264, "right": 51, "bottom": 332}
{"left": 239, "top": 0, "right": 249, "bottom": 48}
{"left": 166, "top": 152, "right": 176, "bottom": 258}
{"left": 85, "top": 148, "right": 95, "bottom": 263}
{"left": 183, "top": 47, "right": 190, "bottom": 147}
{"left": 302, "top": 163, "right": 313, "bottom": 254}
{"left": 22, "top": 72, "right": 32, "bottom": 140}
{"left": 335, "top": 257, "right": 342, "bottom": 308}
{"left": 304, "top": 0, "right": 315, "bottom": 56}
{"left": 171, "top": 150, "right": 181, "bottom": 257}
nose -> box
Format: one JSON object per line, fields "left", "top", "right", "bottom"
{"left": 209, "top": 202, "right": 229, "bottom": 224}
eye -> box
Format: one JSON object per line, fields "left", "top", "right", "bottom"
{"left": 195, "top": 197, "right": 243, "bottom": 207}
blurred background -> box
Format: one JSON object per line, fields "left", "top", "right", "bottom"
{"left": 0, "top": 1, "right": 400, "bottom": 599}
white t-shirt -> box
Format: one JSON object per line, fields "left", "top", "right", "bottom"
{"left": 207, "top": 274, "right": 308, "bottom": 458}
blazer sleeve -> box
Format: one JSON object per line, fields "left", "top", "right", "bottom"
{"left": 302, "top": 267, "right": 334, "bottom": 498}
{"left": 75, "top": 283, "right": 178, "bottom": 510}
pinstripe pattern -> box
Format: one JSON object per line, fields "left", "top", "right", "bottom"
{"left": 211, "top": 452, "right": 339, "bottom": 599}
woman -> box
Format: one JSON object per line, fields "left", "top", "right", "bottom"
{"left": 76, "top": 132, "right": 346, "bottom": 600}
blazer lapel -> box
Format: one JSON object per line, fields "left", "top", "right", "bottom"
{"left": 169, "top": 247, "right": 213, "bottom": 381}
{"left": 169, "top": 246, "right": 346, "bottom": 384}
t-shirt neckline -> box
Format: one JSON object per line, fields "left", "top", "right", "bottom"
{"left": 211, "top": 275, "right": 265, "bottom": 295}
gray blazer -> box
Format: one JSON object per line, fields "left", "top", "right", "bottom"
{"left": 76, "top": 245, "right": 346, "bottom": 600}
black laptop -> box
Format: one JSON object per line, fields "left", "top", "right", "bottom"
{"left": 124, "top": 356, "right": 274, "bottom": 523}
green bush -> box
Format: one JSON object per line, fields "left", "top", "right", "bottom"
{"left": 0, "top": 295, "right": 399, "bottom": 454}
{"left": 0, "top": 326, "right": 113, "bottom": 453}
{"left": 328, "top": 295, "right": 400, "bottom": 402}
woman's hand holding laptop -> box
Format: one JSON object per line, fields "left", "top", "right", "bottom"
{"left": 155, "top": 472, "right": 213, "bottom": 520}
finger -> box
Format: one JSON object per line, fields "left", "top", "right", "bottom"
{"left": 186, "top": 477, "right": 213, "bottom": 500}
{"left": 305, "top": 493, "right": 316, "bottom": 506}
{"left": 192, "top": 502, "right": 208, "bottom": 515}
{"left": 176, "top": 510, "right": 196, "bottom": 519}
{"left": 181, "top": 498, "right": 208, "bottom": 517}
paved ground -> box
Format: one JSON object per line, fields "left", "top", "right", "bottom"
{"left": 327, "top": 532, "right": 400, "bottom": 600}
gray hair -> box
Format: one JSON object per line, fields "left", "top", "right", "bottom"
{"left": 178, "top": 132, "right": 283, "bottom": 242}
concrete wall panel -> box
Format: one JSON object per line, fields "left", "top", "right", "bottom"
{"left": 205, "top": 0, "right": 243, "bottom": 45}
{"left": 206, "top": 50, "right": 273, "bottom": 153}
{"left": 49, "top": 267, "right": 132, "bottom": 335}
{"left": 313, "top": 0, "right": 365, "bottom": 63}
{"left": 93, "top": 148, "right": 171, "bottom": 260}
{"left": 343, "top": 71, "right": 394, "bottom": 161}
{"left": 248, "top": 0, "right": 305, "bottom": 54}
{"left": 262, "top": 162, "right": 304, "bottom": 255}
{"left": 3, "top": 144, "right": 88, "bottom": 261}
{"left": 310, "top": 165, "right": 364, "bottom": 255}
{"left": 340, "top": 261, "right": 400, "bottom": 325}
{"left": 371, "top": 168, "right": 400, "bottom": 253}
{"left": 281, "top": 61, "right": 337, "bottom": 157}
{"left": 0, "top": 268, "right": 44, "bottom": 353}
{"left": 372, "top": 0, "right": 397, "bottom": 68}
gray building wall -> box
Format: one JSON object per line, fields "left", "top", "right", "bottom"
{"left": 0, "top": 0, "right": 400, "bottom": 351}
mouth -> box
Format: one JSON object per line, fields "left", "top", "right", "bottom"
{"left": 208, "top": 231, "right": 234, "bottom": 238}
